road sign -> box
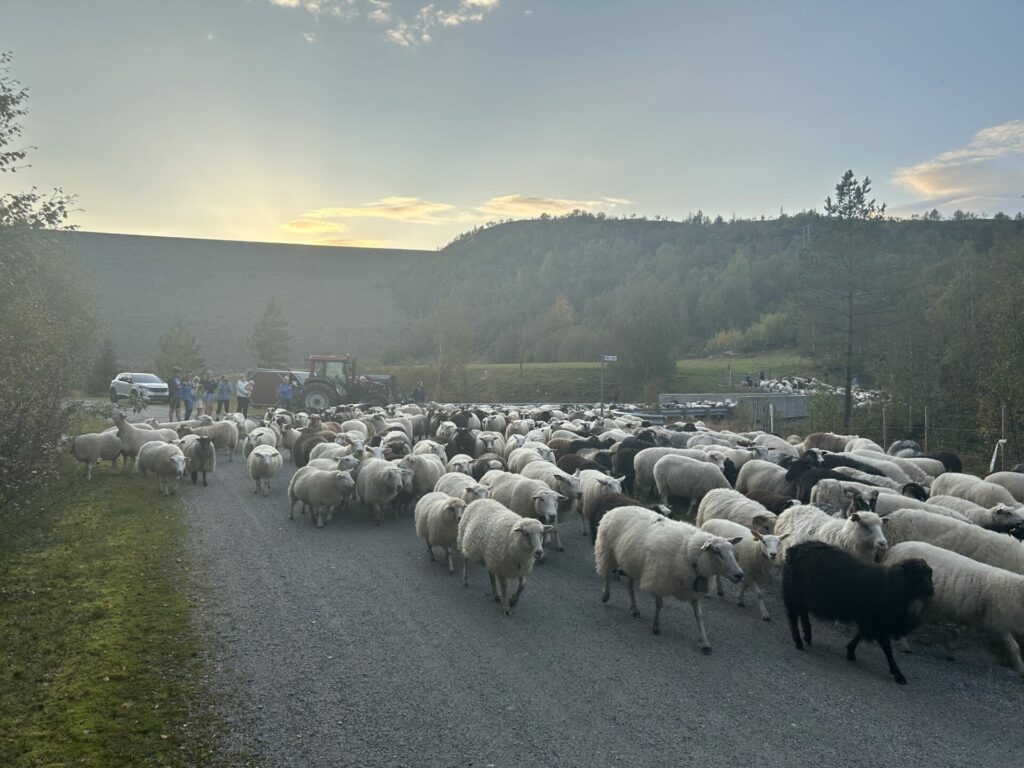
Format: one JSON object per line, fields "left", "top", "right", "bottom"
{"left": 602, "top": 355, "right": 618, "bottom": 362}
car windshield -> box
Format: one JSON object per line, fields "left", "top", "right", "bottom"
{"left": 132, "top": 374, "right": 163, "bottom": 383}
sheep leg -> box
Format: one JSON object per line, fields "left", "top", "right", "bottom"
{"left": 877, "top": 635, "right": 907, "bottom": 685}
{"left": 85, "top": 461, "right": 93, "bottom": 480}
{"left": 799, "top": 610, "right": 813, "bottom": 646}
{"left": 202, "top": 470, "right": 208, "bottom": 488}
{"left": 747, "top": 582, "right": 770, "bottom": 621}
{"left": 1002, "top": 633, "right": 1024, "bottom": 675}
{"left": 627, "top": 579, "right": 640, "bottom": 618}
{"left": 488, "top": 571, "right": 499, "bottom": 601}
{"left": 425, "top": 538, "right": 435, "bottom": 562}
{"left": 601, "top": 574, "right": 611, "bottom": 603}
{"left": 509, "top": 576, "right": 526, "bottom": 608}
{"left": 462, "top": 557, "right": 469, "bottom": 588}
{"left": 498, "top": 576, "right": 512, "bottom": 614}
{"left": 552, "top": 526, "right": 565, "bottom": 552}
{"left": 652, "top": 596, "right": 663, "bottom": 635}
{"left": 315, "top": 506, "right": 325, "bottom": 528}
{"left": 445, "top": 547, "right": 455, "bottom": 575}
{"left": 845, "top": 632, "right": 861, "bottom": 661}
{"left": 787, "top": 602, "right": 804, "bottom": 650}
{"left": 716, "top": 575, "right": 725, "bottom": 598}
{"left": 692, "top": 599, "right": 712, "bottom": 653}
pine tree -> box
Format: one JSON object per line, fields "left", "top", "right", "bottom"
{"left": 153, "top": 320, "right": 204, "bottom": 379}
{"left": 88, "top": 336, "right": 120, "bottom": 394}
{"left": 249, "top": 297, "right": 292, "bottom": 368}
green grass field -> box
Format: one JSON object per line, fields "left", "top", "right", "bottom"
{"left": 0, "top": 446, "right": 242, "bottom": 767}
{"left": 379, "top": 352, "right": 813, "bottom": 403}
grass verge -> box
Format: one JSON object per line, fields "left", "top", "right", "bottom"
{"left": 0, "top": 457, "right": 241, "bottom": 767}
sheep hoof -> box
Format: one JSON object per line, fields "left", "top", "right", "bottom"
{"left": 701, "top": 646, "right": 712, "bottom": 655}
{"left": 651, "top": 626, "right": 660, "bottom": 635}
{"left": 761, "top": 615, "right": 771, "bottom": 622}
{"left": 630, "top": 609, "right": 640, "bottom": 618}
{"left": 893, "top": 674, "right": 907, "bottom": 685}
{"left": 601, "top": 591, "right": 609, "bottom": 604}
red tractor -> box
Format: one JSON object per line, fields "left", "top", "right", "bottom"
{"left": 294, "top": 354, "right": 406, "bottom": 411}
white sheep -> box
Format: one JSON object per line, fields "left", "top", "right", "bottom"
{"left": 520, "top": 462, "right": 583, "bottom": 527}
{"left": 653, "top": 454, "right": 731, "bottom": 516}
{"left": 413, "top": 439, "right": 448, "bottom": 463}
{"left": 923, "top": 495, "right": 1022, "bottom": 530}
{"left": 632, "top": 447, "right": 718, "bottom": 499}
{"left": 880, "top": 509, "right": 1024, "bottom": 576}
{"left": 288, "top": 466, "right": 356, "bottom": 527}
{"left": 867, "top": 490, "right": 972, "bottom": 523}
{"left": 594, "top": 506, "right": 743, "bottom": 650}
{"left": 243, "top": 426, "right": 278, "bottom": 458}
{"left": 354, "top": 457, "right": 405, "bottom": 525}
{"left": 852, "top": 451, "right": 932, "bottom": 486}
{"left": 445, "top": 453, "right": 475, "bottom": 475}
{"left": 180, "top": 421, "right": 239, "bottom": 461}
{"left": 696, "top": 488, "right": 777, "bottom": 534}
{"left": 66, "top": 431, "right": 123, "bottom": 479}
{"left": 578, "top": 469, "right": 624, "bottom": 531}
{"left": 433, "top": 472, "right": 490, "bottom": 504}
{"left": 807, "top": 478, "right": 873, "bottom": 517}
{"left": 984, "top": 472, "right": 1024, "bottom": 503}
{"left": 306, "top": 455, "right": 360, "bottom": 473}
{"left": 734, "top": 459, "right": 791, "bottom": 496}
{"left": 775, "top": 505, "right": 887, "bottom": 562}
{"left": 931, "top": 472, "right": 1019, "bottom": 509}
{"left": 884, "top": 541, "right": 1024, "bottom": 675}
{"left": 457, "top": 498, "right": 551, "bottom": 615}
{"left": 247, "top": 444, "right": 283, "bottom": 496}
{"left": 414, "top": 492, "right": 467, "bottom": 574}
{"left": 483, "top": 473, "right": 565, "bottom": 554}
{"left": 112, "top": 411, "right": 178, "bottom": 471}
{"left": 135, "top": 441, "right": 187, "bottom": 496}
{"left": 507, "top": 446, "right": 553, "bottom": 474}
{"left": 700, "top": 518, "right": 786, "bottom": 620}
{"left": 397, "top": 453, "right": 446, "bottom": 498}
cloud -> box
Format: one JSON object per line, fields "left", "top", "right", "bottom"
{"left": 315, "top": 237, "right": 389, "bottom": 247}
{"left": 303, "top": 31, "right": 318, "bottom": 43}
{"left": 474, "top": 194, "right": 632, "bottom": 218}
{"left": 892, "top": 119, "right": 1024, "bottom": 201}
{"left": 266, "top": 1, "right": 499, "bottom": 46}
{"left": 304, "top": 196, "right": 456, "bottom": 224}
{"left": 282, "top": 219, "right": 349, "bottom": 233}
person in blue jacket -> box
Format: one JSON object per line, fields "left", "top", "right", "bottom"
{"left": 216, "top": 375, "right": 232, "bottom": 416}
{"left": 278, "top": 376, "right": 293, "bottom": 411}
{"left": 168, "top": 367, "right": 182, "bottom": 421}
{"left": 181, "top": 375, "right": 195, "bottom": 420}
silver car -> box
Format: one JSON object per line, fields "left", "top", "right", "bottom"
{"left": 109, "top": 372, "right": 169, "bottom": 402}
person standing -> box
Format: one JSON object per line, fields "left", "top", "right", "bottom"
{"left": 412, "top": 381, "right": 426, "bottom": 404}
{"left": 278, "top": 375, "right": 293, "bottom": 411}
{"left": 202, "top": 370, "right": 217, "bottom": 416}
{"left": 235, "top": 375, "right": 253, "bottom": 418}
{"left": 216, "top": 375, "right": 232, "bottom": 416}
{"left": 168, "top": 367, "right": 182, "bottom": 421}
{"left": 182, "top": 376, "right": 195, "bottom": 420}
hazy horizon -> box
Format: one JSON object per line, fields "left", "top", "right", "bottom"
{"left": 3, "top": 0, "right": 1023, "bottom": 249}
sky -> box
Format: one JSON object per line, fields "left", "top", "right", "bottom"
{"left": 2, "top": 0, "right": 1023, "bottom": 250}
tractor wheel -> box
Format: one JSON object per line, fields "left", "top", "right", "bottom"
{"left": 301, "top": 383, "right": 336, "bottom": 411}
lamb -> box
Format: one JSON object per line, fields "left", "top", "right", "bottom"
{"left": 653, "top": 454, "right": 731, "bottom": 517}
{"left": 879, "top": 509, "right": 1024, "bottom": 576}
{"left": 288, "top": 467, "right": 356, "bottom": 528}
{"left": 433, "top": 472, "right": 490, "bottom": 504}
{"left": 457, "top": 499, "right": 551, "bottom": 615}
{"left": 247, "top": 444, "right": 283, "bottom": 496}
{"left": 735, "top": 459, "right": 791, "bottom": 497}
{"left": 782, "top": 541, "right": 933, "bottom": 684}
{"left": 931, "top": 472, "right": 1020, "bottom": 509}
{"left": 134, "top": 441, "right": 188, "bottom": 496}
{"left": 66, "top": 431, "right": 123, "bottom": 479}
{"left": 696, "top": 489, "right": 777, "bottom": 535}
{"left": 775, "top": 505, "right": 887, "bottom": 562}
{"left": 884, "top": 541, "right": 1024, "bottom": 675}
{"left": 414, "top": 492, "right": 467, "bottom": 574}
{"left": 178, "top": 420, "right": 239, "bottom": 461}
{"left": 354, "top": 458, "right": 405, "bottom": 525}
{"left": 984, "top": 471, "right": 1024, "bottom": 504}
{"left": 112, "top": 410, "right": 178, "bottom": 471}
{"left": 595, "top": 506, "right": 743, "bottom": 651}
{"left": 700, "top": 518, "right": 786, "bottom": 621}
{"left": 177, "top": 434, "right": 216, "bottom": 487}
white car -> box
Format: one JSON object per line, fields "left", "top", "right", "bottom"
{"left": 109, "top": 372, "right": 169, "bottom": 402}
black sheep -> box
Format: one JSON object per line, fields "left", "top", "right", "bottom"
{"left": 924, "top": 451, "right": 963, "bottom": 474}
{"left": 782, "top": 541, "right": 934, "bottom": 685}
{"left": 471, "top": 453, "right": 507, "bottom": 481}
{"left": 445, "top": 428, "right": 477, "bottom": 461}
{"left": 784, "top": 460, "right": 850, "bottom": 503}
{"left": 557, "top": 454, "right": 607, "bottom": 475}
{"left": 744, "top": 489, "right": 799, "bottom": 514}
{"left": 583, "top": 492, "right": 669, "bottom": 543}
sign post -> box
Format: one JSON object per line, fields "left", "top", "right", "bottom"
{"left": 600, "top": 355, "right": 617, "bottom": 416}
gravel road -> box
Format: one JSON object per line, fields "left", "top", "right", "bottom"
{"left": 126, "top": 408, "right": 1022, "bottom": 767}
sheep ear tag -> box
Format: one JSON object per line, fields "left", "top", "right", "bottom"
{"left": 700, "top": 540, "right": 713, "bottom": 551}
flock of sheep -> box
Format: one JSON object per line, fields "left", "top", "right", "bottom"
{"left": 66, "top": 401, "right": 1024, "bottom": 685}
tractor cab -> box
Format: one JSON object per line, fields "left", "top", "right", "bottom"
{"left": 308, "top": 354, "right": 356, "bottom": 391}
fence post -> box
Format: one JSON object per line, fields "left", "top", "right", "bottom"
{"left": 728, "top": 364, "right": 732, "bottom": 389}
{"left": 882, "top": 405, "right": 887, "bottom": 449}
{"left": 924, "top": 407, "right": 929, "bottom": 453}
{"left": 1003, "top": 405, "right": 1008, "bottom": 471}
